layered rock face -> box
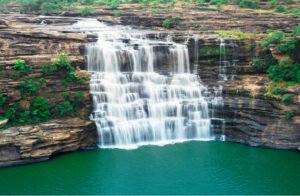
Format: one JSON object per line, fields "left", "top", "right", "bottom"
{"left": 0, "top": 15, "right": 98, "bottom": 167}
{"left": 0, "top": 118, "right": 98, "bottom": 167}
{"left": 0, "top": 14, "right": 86, "bottom": 67}
{"left": 194, "top": 38, "right": 300, "bottom": 149}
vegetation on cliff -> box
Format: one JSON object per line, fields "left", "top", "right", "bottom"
{"left": 0, "top": 0, "right": 299, "bottom": 16}
{"left": 0, "top": 54, "right": 89, "bottom": 129}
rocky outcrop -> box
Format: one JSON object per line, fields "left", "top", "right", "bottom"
{"left": 0, "top": 14, "right": 86, "bottom": 67}
{"left": 0, "top": 15, "right": 98, "bottom": 167}
{"left": 0, "top": 118, "right": 98, "bottom": 167}
{"left": 220, "top": 77, "right": 300, "bottom": 149}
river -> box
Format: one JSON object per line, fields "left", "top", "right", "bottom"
{"left": 0, "top": 141, "right": 299, "bottom": 195}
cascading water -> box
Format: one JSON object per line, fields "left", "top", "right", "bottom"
{"left": 74, "top": 19, "right": 223, "bottom": 149}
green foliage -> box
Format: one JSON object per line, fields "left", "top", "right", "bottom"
{"left": 268, "top": 63, "right": 300, "bottom": 83}
{"left": 0, "top": 94, "right": 6, "bottom": 106}
{"left": 271, "top": 87, "right": 286, "bottom": 95}
{"left": 251, "top": 54, "right": 276, "bottom": 73}
{"left": 42, "top": 53, "right": 86, "bottom": 85}
{"left": 9, "top": 72, "right": 20, "bottom": 80}
{"left": 239, "top": 0, "right": 258, "bottom": 9}
{"left": 162, "top": 19, "right": 173, "bottom": 28}
{"left": 0, "top": 64, "right": 4, "bottom": 71}
{"left": 209, "top": 0, "right": 228, "bottom": 5}
{"left": 292, "top": 24, "right": 300, "bottom": 37}
{"left": 284, "top": 111, "right": 294, "bottom": 120}
{"left": 281, "top": 94, "right": 293, "bottom": 104}
{"left": 12, "top": 60, "right": 31, "bottom": 73}
{"left": 39, "top": 78, "right": 47, "bottom": 88}
{"left": 252, "top": 57, "right": 265, "bottom": 73}
{"left": 174, "top": 16, "right": 181, "bottom": 25}
{"left": 54, "top": 101, "right": 74, "bottom": 116}
{"left": 1, "top": 53, "right": 87, "bottom": 127}
{"left": 112, "top": 9, "right": 122, "bottom": 16}
{"left": 17, "top": 79, "right": 38, "bottom": 98}
{"left": 62, "top": 92, "right": 71, "bottom": 99}
{"left": 72, "top": 91, "right": 85, "bottom": 111}
{"left": 79, "top": 6, "right": 94, "bottom": 16}
{"left": 17, "top": 0, "right": 64, "bottom": 14}
{"left": 278, "top": 40, "right": 297, "bottom": 56}
{"left": 275, "top": 5, "right": 286, "bottom": 13}
{"left": 30, "top": 97, "right": 50, "bottom": 123}
{"left": 261, "top": 31, "right": 285, "bottom": 50}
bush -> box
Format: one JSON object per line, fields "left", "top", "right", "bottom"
{"left": 18, "top": 0, "right": 64, "bottom": 14}
{"left": 239, "top": 0, "right": 258, "bottom": 9}
{"left": 12, "top": 60, "right": 31, "bottom": 73}
{"left": 54, "top": 101, "right": 74, "bottom": 116}
{"left": 281, "top": 94, "right": 293, "bottom": 104}
{"left": 284, "top": 111, "right": 294, "bottom": 120}
{"left": 261, "top": 31, "right": 285, "bottom": 50}
{"left": 275, "top": 5, "right": 286, "bottom": 13}
{"left": 292, "top": 24, "right": 300, "bottom": 37}
{"left": 278, "top": 40, "right": 297, "bottom": 56}
{"left": 209, "top": 0, "right": 228, "bottom": 5}
{"left": 30, "top": 97, "right": 50, "bottom": 123}
{"left": 268, "top": 63, "right": 300, "bottom": 82}
{"left": 79, "top": 6, "right": 94, "bottom": 16}
{"left": 0, "top": 94, "right": 6, "bottom": 106}
{"left": 112, "top": 10, "right": 122, "bottom": 16}
{"left": 252, "top": 57, "right": 266, "bottom": 73}
{"left": 17, "top": 79, "right": 38, "bottom": 98}
{"left": 271, "top": 87, "right": 286, "bottom": 95}
{"left": 162, "top": 19, "right": 173, "bottom": 28}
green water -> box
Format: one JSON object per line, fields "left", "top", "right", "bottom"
{"left": 0, "top": 141, "right": 299, "bottom": 195}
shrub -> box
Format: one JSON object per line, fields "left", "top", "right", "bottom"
{"left": 269, "top": 0, "right": 278, "bottom": 7}
{"left": 112, "top": 10, "right": 121, "bottom": 16}
{"left": 281, "top": 94, "right": 293, "bottom": 104}
{"left": 17, "top": 79, "right": 38, "bottom": 98}
{"left": 268, "top": 63, "right": 300, "bottom": 82}
{"left": 252, "top": 57, "right": 266, "bottom": 73}
{"left": 0, "top": 94, "right": 6, "bottom": 106}
{"left": 278, "top": 40, "right": 297, "bottom": 56}
{"left": 174, "top": 16, "right": 181, "bottom": 25}
{"left": 106, "top": 0, "right": 120, "bottom": 9}
{"left": 79, "top": 6, "right": 94, "bottom": 16}
{"left": 162, "top": 19, "right": 173, "bottom": 28}
{"left": 54, "top": 101, "right": 74, "bottom": 116}
{"left": 12, "top": 60, "right": 31, "bottom": 73}
{"left": 292, "top": 24, "right": 300, "bottom": 37}
{"left": 62, "top": 92, "right": 71, "bottom": 99}
{"left": 30, "top": 97, "right": 50, "bottom": 123}
{"left": 239, "top": 0, "right": 258, "bottom": 9}
{"left": 275, "top": 5, "right": 286, "bottom": 13}
{"left": 209, "top": 0, "right": 228, "bottom": 5}
{"left": 284, "top": 111, "right": 294, "bottom": 120}
{"left": 271, "top": 87, "right": 286, "bottom": 95}
{"left": 261, "top": 31, "right": 285, "bottom": 50}
{"left": 39, "top": 78, "right": 47, "bottom": 88}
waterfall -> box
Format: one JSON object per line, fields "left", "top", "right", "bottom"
{"left": 77, "top": 19, "right": 223, "bottom": 149}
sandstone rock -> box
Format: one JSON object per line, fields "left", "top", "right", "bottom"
{"left": 0, "top": 118, "right": 98, "bottom": 167}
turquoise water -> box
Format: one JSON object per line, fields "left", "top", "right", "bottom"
{"left": 0, "top": 141, "right": 299, "bottom": 195}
